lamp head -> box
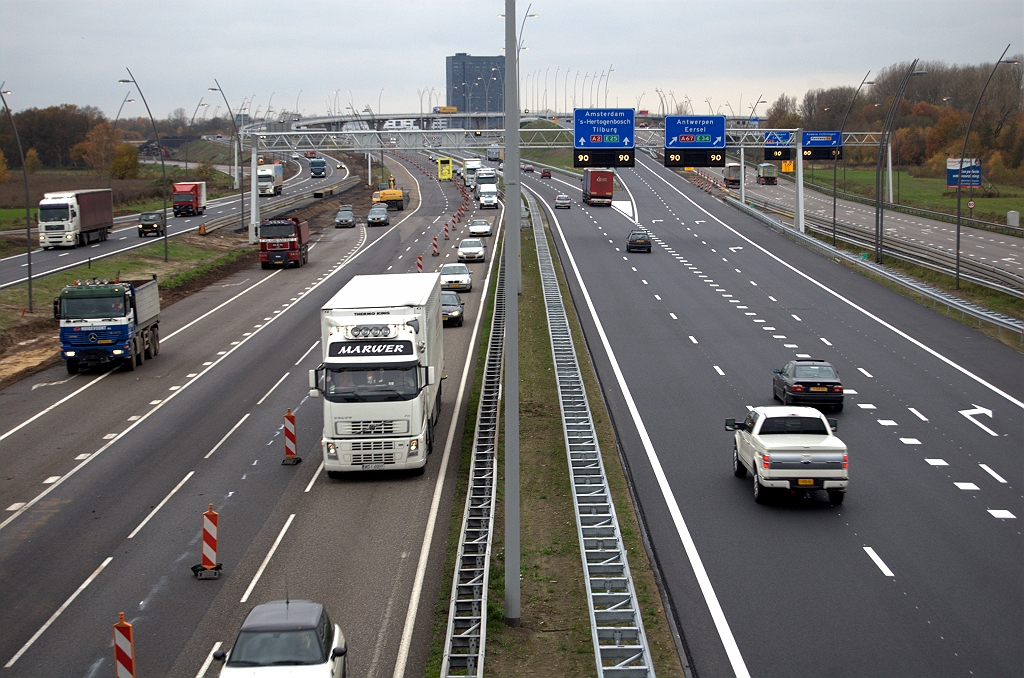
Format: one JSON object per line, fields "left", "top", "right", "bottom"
{"left": 118, "top": 79, "right": 131, "bottom": 84}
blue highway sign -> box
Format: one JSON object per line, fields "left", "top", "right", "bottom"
{"left": 665, "top": 116, "right": 726, "bottom": 148}
{"left": 764, "top": 131, "right": 792, "bottom": 145}
{"left": 574, "top": 108, "right": 635, "bottom": 149}
{"left": 802, "top": 131, "right": 843, "bottom": 147}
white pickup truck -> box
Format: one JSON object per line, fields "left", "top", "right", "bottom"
{"left": 726, "top": 406, "right": 848, "bottom": 505}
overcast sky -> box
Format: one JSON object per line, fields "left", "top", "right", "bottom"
{"left": 2, "top": 0, "right": 1020, "bottom": 121}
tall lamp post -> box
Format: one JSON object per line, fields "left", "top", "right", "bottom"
{"left": 208, "top": 81, "right": 247, "bottom": 242}
{"left": 872, "top": 60, "right": 926, "bottom": 263}
{"left": 119, "top": 69, "right": 169, "bottom": 262}
{"left": 185, "top": 99, "right": 208, "bottom": 181}
{"left": 956, "top": 45, "right": 1016, "bottom": 289}
{"left": 831, "top": 72, "right": 872, "bottom": 245}
{"left": 109, "top": 91, "right": 135, "bottom": 189}
{"left": 604, "top": 64, "right": 614, "bottom": 107}
{"left": 0, "top": 86, "right": 34, "bottom": 311}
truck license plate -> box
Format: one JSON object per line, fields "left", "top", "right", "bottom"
{"left": 810, "top": 386, "right": 828, "bottom": 392}
{"left": 361, "top": 463, "right": 385, "bottom": 470}
{"left": 798, "top": 478, "right": 815, "bottom": 486}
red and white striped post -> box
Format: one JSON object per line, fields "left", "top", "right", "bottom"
{"left": 444, "top": 223, "right": 449, "bottom": 239}
{"left": 192, "top": 504, "right": 222, "bottom": 578}
{"left": 431, "top": 236, "right": 439, "bottom": 256}
{"left": 282, "top": 408, "right": 301, "bottom": 465}
{"left": 416, "top": 253, "right": 423, "bottom": 272}
{"left": 113, "top": 612, "right": 136, "bottom": 678}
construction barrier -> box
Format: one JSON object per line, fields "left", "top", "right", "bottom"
{"left": 192, "top": 504, "right": 222, "bottom": 579}
{"left": 417, "top": 254, "right": 423, "bottom": 272}
{"left": 113, "top": 612, "right": 136, "bottom": 678}
{"left": 444, "top": 223, "right": 449, "bottom": 240}
{"left": 432, "top": 236, "right": 439, "bottom": 256}
{"left": 282, "top": 408, "right": 300, "bottom": 465}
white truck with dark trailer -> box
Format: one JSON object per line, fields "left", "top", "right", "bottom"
{"left": 257, "top": 164, "right": 284, "bottom": 196}
{"left": 309, "top": 273, "right": 444, "bottom": 476}
{"left": 38, "top": 189, "right": 113, "bottom": 248}
{"left": 726, "top": 406, "right": 848, "bottom": 505}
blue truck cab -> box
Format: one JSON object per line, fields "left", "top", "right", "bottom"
{"left": 54, "top": 276, "right": 161, "bottom": 374}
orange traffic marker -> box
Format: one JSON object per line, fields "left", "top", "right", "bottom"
{"left": 191, "top": 504, "right": 222, "bottom": 579}
{"left": 113, "top": 612, "right": 136, "bottom": 678}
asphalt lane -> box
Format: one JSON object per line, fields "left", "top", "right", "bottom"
{"left": 0, "top": 154, "right": 497, "bottom": 677}
{"left": 523, "top": 162, "right": 1022, "bottom": 677}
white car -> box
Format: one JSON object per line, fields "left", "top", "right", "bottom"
{"left": 457, "top": 238, "right": 486, "bottom": 263}
{"left": 468, "top": 219, "right": 493, "bottom": 237}
{"left": 554, "top": 194, "right": 571, "bottom": 209}
{"left": 291, "top": 152, "right": 301, "bottom": 159}
{"left": 439, "top": 263, "right": 472, "bottom": 291}
{"left": 214, "top": 600, "right": 347, "bottom": 677}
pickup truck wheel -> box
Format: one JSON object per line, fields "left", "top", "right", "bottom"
{"left": 828, "top": 490, "right": 845, "bottom": 506}
{"left": 733, "top": 444, "right": 746, "bottom": 478}
{"left": 753, "top": 474, "right": 768, "bottom": 504}
{"left": 66, "top": 359, "right": 79, "bottom": 375}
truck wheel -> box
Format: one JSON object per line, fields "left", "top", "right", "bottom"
{"left": 66, "top": 359, "right": 80, "bottom": 375}
{"left": 327, "top": 471, "right": 344, "bottom": 480}
{"left": 150, "top": 326, "right": 160, "bottom": 356}
{"left": 135, "top": 338, "right": 145, "bottom": 366}
{"left": 144, "top": 329, "right": 154, "bottom": 360}
{"left": 123, "top": 350, "right": 136, "bottom": 372}
{"left": 261, "top": 263, "right": 270, "bottom": 270}
{"left": 753, "top": 474, "right": 768, "bottom": 504}
{"left": 733, "top": 443, "right": 746, "bottom": 478}
{"left": 828, "top": 490, "right": 845, "bottom": 506}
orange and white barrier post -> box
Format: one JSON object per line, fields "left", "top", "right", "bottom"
{"left": 431, "top": 236, "right": 439, "bottom": 256}
{"left": 282, "top": 408, "right": 301, "bottom": 465}
{"left": 192, "top": 504, "right": 222, "bottom": 578}
{"left": 444, "top": 223, "right": 449, "bottom": 239}
{"left": 417, "top": 253, "right": 423, "bottom": 272}
{"left": 113, "top": 612, "right": 136, "bottom": 678}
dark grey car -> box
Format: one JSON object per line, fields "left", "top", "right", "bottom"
{"left": 367, "top": 205, "right": 389, "bottom": 226}
{"left": 441, "top": 290, "right": 465, "bottom": 326}
{"left": 772, "top": 359, "right": 844, "bottom": 411}
{"left": 334, "top": 205, "right": 355, "bottom": 228}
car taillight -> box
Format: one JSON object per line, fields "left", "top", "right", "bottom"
{"left": 833, "top": 385, "right": 843, "bottom": 393}
{"left": 762, "top": 454, "right": 771, "bottom": 469}
{"left": 791, "top": 384, "right": 805, "bottom": 392}
{"left": 843, "top": 453, "right": 848, "bottom": 469}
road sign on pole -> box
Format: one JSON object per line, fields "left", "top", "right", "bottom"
{"left": 573, "top": 108, "right": 635, "bottom": 149}
{"left": 665, "top": 115, "right": 726, "bottom": 148}
{"left": 801, "top": 131, "right": 843, "bottom": 147}
{"left": 763, "top": 131, "right": 792, "bottom": 146}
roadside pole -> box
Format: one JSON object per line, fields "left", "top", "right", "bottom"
{"left": 739, "top": 145, "right": 746, "bottom": 204}
{"left": 795, "top": 130, "right": 804, "bottom": 233}
{"left": 250, "top": 133, "right": 259, "bottom": 241}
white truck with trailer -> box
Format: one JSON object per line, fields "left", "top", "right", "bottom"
{"left": 726, "top": 406, "right": 848, "bottom": 505}
{"left": 462, "top": 158, "right": 482, "bottom": 187}
{"left": 38, "top": 189, "right": 113, "bottom": 248}
{"left": 309, "top": 273, "right": 444, "bottom": 476}
{"left": 257, "top": 164, "right": 284, "bottom": 196}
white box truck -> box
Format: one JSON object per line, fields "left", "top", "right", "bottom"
{"left": 478, "top": 184, "right": 498, "bottom": 209}
{"left": 257, "top": 164, "right": 284, "bottom": 196}
{"left": 462, "top": 158, "right": 481, "bottom": 187}
{"left": 309, "top": 273, "right": 444, "bottom": 476}
{"left": 38, "top": 189, "right": 113, "bottom": 248}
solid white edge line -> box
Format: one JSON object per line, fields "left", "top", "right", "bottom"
{"left": 979, "top": 463, "right": 1007, "bottom": 483}
{"left": 127, "top": 471, "right": 195, "bottom": 539}
{"left": 530, "top": 185, "right": 751, "bottom": 678}
{"left": 863, "top": 547, "right": 895, "bottom": 577}
{"left": 240, "top": 513, "right": 295, "bottom": 603}
{"left": 204, "top": 414, "right": 251, "bottom": 460}
{"left": 4, "top": 556, "right": 113, "bottom": 667}
{"left": 194, "top": 641, "right": 223, "bottom": 678}
{"left": 0, "top": 176, "right": 420, "bottom": 534}
{"left": 295, "top": 340, "right": 321, "bottom": 366}
{"left": 391, "top": 198, "right": 506, "bottom": 678}
{"left": 304, "top": 460, "right": 325, "bottom": 493}
{"left": 636, "top": 156, "right": 1024, "bottom": 411}
{"left": 256, "top": 372, "right": 290, "bottom": 406}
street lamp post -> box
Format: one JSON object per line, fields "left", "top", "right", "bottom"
{"left": 109, "top": 91, "right": 135, "bottom": 189}
{"left": 573, "top": 71, "right": 581, "bottom": 110}
{"left": 0, "top": 86, "right": 34, "bottom": 312}
{"left": 832, "top": 72, "right": 872, "bottom": 245}
{"left": 208, "top": 81, "right": 248, "bottom": 242}
{"left": 120, "top": 69, "right": 169, "bottom": 262}
{"left": 564, "top": 68, "right": 571, "bottom": 116}
{"left": 185, "top": 99, "right": 208, "bottom": 181}
{"left": 604, "top": 65, "right": 614, "bottom": 107}
{"left": 956, "top": 45, "right": 1016, "bottom": 289}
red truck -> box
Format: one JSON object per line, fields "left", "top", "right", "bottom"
{"left": 172, "top": 182, "right": 207, "bottom": 217}
{"left": 259, "top": 217, "right": 310, "bottom": 269}
{"left": 582, "top": 168, "right": 614, "bottom": 205}
{"left": 304, "top": 150, "right": 317, "bottom": 159}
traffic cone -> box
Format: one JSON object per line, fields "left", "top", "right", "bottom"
{"left": 191, "top": 504, "right": 222, "bottom": 579}
{"left": 198, "top": 223, "right": 206, "bottom": 236}
{"left": 282, "top": 408, "right": 301, "bottom": 465}
{"left": 113, "top": 613, "right": 136, "bottom": 678}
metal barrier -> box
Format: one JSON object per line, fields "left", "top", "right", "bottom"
{"left": 526, "top": 189, "right": 655, "bottom": 677}
{"left": 200, "top": 177, "right": 360, "bottom": 234}
{"left": 441, "top": 258, "right": 505, "bottom": 677}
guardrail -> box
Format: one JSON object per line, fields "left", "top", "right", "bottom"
{"left": 723, "top": 195, "right": 1024, "bottom": 344}
{"left": 200, "top": 177, "right": 360, "bottom": 234}
{"left": 526, "top": 189, "right": 656, "bottom": 677}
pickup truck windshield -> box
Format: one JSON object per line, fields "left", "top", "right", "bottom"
{"left": 61, "top": 296, "right": 127, "bottom": 319}
{"left": 324, "top": 366, "right": 418, "bottom": 402}
{"left": 759, "top": 417, "right": 828, "bottom": 435}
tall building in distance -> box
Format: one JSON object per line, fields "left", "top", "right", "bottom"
{"left": 446, "top": 53, "right": 505, "bottom": 122}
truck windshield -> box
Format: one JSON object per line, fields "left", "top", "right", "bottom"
{"left": 324, "top": 366, "right": 419, "bottom": 402}
{"left": 758, "top": 417, "right": 828, "bottom": 435}
{"left": 39, "top": 205, "right": 70, "bottom": 222}
{"left": 260, "top": 224, "right": 296, "bottom": 238}
{"left": 172, "top": 193, "right": 193, "bottom": 203}
{"left": 61, "top": 296, "right": 127, "bottom": 319}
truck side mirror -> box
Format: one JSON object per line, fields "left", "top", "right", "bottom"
{"left": 53, "top": 298, "right": 60, "bottom": 320}
{"left": 724, "top": 418, "right": 737, "bottom": 431}
{"left": 308, "top": 369, "right": 320, "bottom": 398}
{"left": 828, "top": 418, "right": 838, "bottom": 432}
{"left": 428, "top": 366, "right": 436, "bottom": 385}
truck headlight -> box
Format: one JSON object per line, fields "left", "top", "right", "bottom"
{"left": 326, "top": 442, "right": 338, "bottom": 460}
{"left": 65, "top": 233, "right": 73, "bottom": 240}
{"left": 64, "top": 351, "right": 76, "bottom": 357}
{"left": 39, "top": 235, "right": 45, "bottom": 243}
{"left": 112, "top": 349, "right": 123, "bottom": 355}
{"left": 408, "top": 439, "right": 419, "bottom": 457}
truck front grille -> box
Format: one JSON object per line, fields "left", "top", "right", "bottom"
{"left": 351, "top": 441, "right": 396, "bottom": 451}
{"left": 44, "top": 224, "right": 65, "bottom": 231}
{"left": 351, "top": 452, "right": 396, "bottom": 464}
{"left": 336, "top": 420, "right": 410, "bottom": 436}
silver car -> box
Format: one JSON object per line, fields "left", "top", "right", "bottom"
{"left": 457, "top": 238, "right": 486, "bottom": 263}
{"left": 439, "top": 263, "right": 472, "bottom": 291}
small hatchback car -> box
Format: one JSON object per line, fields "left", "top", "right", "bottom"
{"left": 554, "top": 194, "right": 571, "bottom": 209}
{"left": 625, "top": 230, "right": 652, "bottom": 252}
{"left": 540, "top": 168, "right": 552, "bottom": 178}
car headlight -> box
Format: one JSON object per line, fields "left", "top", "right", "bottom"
{"left": 450, "top": 310, "right": 461, "bottom": 316}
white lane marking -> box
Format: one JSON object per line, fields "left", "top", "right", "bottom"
{"left": 979, "top": 464, "right": 1007, "bottom": 483}
{"left": 669, "top": 313, "right": 678, "bottom": 320}
{"left": 791, "top": 314, "right": 802, "bottom": 321}
{"left": 795, "top": 353, "right": 812, "bottom": 358}
{"left": 531, "top": 186, "right": 751, "bottom": 678}
{"left": 926, "top": 458, "right": 948, "bottom": 466}
{"left": 127, "top": 471, "right": 194, "bottom": 538}
{"left": 4, "top": 557, "right": 113, "bottom": 667}
{"left": 654, "top": 294, "right": 661, "bottom": 300}
{"left": 295, "top": 340, "right": 320, "bottom": 366}
{"left": 959, "top": 405, "right": 999, "bottom": 437}
{"left": 844, "top": 389, "right": 858, "bottom": 395}
{"left": 954, "top": 482, "right": 979, "bottom": 491}
{"left": 908, "top": 407, "right": 928, "bottom": 421}
{"left": 784, "top": 343, "right": 798, "bottom": 348}
{"left": 689, "top": 336, "right": 698, "bottom": 344}
{"left": 858, "top": 404, "right": 876, "bottom": 410}
{"left": 43, "top": 476, "right": 60, "bottom": 484}
{"left": 858, "top": 368, "right": 874, "bottom": 378}
{"left": 240, "top": 513, "right": 296, "bottom": 603}
{"left": 205, "top": 414, "right": 250, "bottom": 459}
{"left": 641, "top": 158, "right": 1024, "bottom": 411}
{"left": 820, "top": 338, "right": 832, "bottom": 346}
{"left": 714, "top": 365, "right": 725, "bottom": 376}
{"left": 863, "top": 547, "right": 895, "bottom": 577}
{"left": 989, "top": 509, "right": 1016, "bottom": 519}
{"left": 392, "top": 198, "right": 507, "bottom": 678}
{"left": 256, "top": 372, "right": 290, "bottom": 405}
{"left": 900, "top": 438, "right": 921, "bottom": 445}
{"left": 6, "top": 503, "right": 26, "bottom": 511}
{"left": 304, "top": 460, "right": 325, "bottom": 493}
{"left": 194, "top": 642, "right": 223, "bottom": 678}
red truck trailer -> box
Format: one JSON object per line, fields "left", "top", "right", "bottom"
{"left": 171, "top": 182, "right": 207, "bottom": 217}
{"left": 259, "top": 217, "right": 310, "bottom": 269}
{"left": 582, "top": 168, "right": 614, "bottom": 205}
